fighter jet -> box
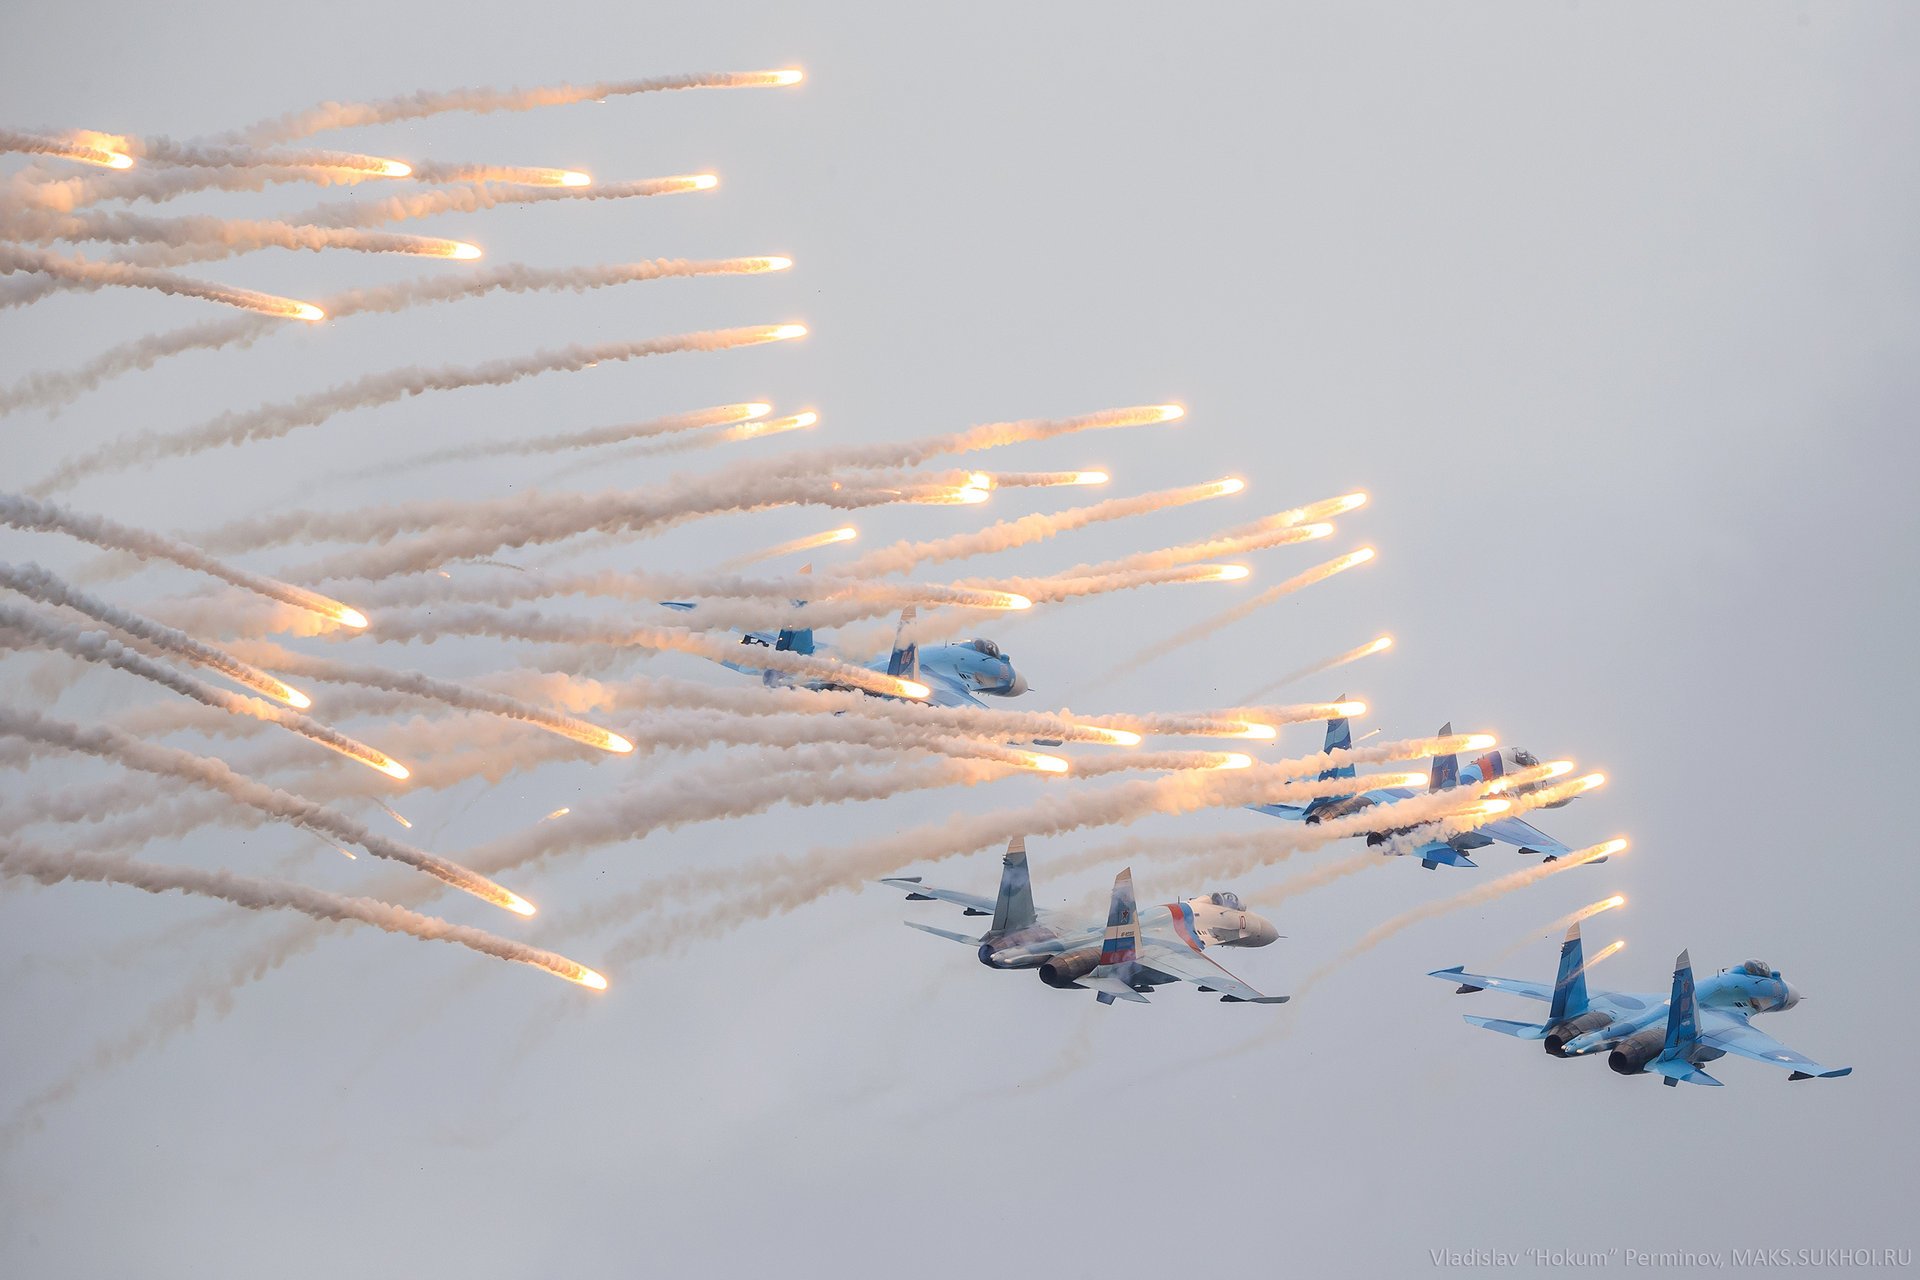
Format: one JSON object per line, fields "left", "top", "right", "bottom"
{"left": 882, "top": 837, "right": 1288, "bottom": 1005}
{"left": 1429, "top": 923, "right": 1851, "bottom": 1086}
{"left": 1246, "top": 704, "right": 1578, "bottom": 868}
{"left": 663, "top": 574, "right": 1030, "bottom": 710}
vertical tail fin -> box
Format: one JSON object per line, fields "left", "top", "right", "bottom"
{"left": 1097, "top": 868, "right": 1141, "bottom": 966}
{"left": 886, "top": 606, "right": 920, "bottom": 682}
{"left": 773, "top": 564, "right": 814, "bottom": 655}
{"left": 1549, "top": 922, "right": 1590, "bottom": 1022}
{"left": 1317, "top": 699, "right": 1357, "bottom": 783}
{"left": 1428, "top": 721, "right": 1459, "bottom": 791}
{"left": 1662, "top": 949, "right": 1700, "bottom": 1056}
{"left": 990, "top": 836, "right": 1037, "bottom": 933}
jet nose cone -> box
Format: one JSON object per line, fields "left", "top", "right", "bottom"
{"left": 1006, "top": 669, "right": 1030, "bottom": 696}
{"left": 1784, "top": 983, "right": 1805, "bottom": 1008}
{"left": 1247, "top": 914, "right": 1280, "bottom": 947}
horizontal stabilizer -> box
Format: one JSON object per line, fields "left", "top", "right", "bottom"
{"left": 1413, "top": 842, "right": 1477, "bottom": 869}
{"left": 903, "top": 921, "right": 982, "bottom": 946}
{"left": 1463, "top": 1015, "right": 1551, "bottom": 1039}
{"left": 1789, "top": 1067, "right": 1854, "bottom": 1081}
{"left": 1081, "top": 975, "right": 1149, "bottom": 1005}
{"left": 1649, "top": 1057, "right": 1723, "bottom": 1087}
{"left": 1220, "top": 993, "right": 1291, "bottom": 1004}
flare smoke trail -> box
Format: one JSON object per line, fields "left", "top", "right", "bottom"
{"left": 289, "top": 564, "right": 1022, "bottom": 631}
{"left": 596, "top": 735, "right": 1495, "bottom": 953}
{"left": 1237, "top": 634, "right": 1394, "bottom": 702}
{"left": 30, "top": 324, "right": 804, "bottom": 495}
{"left": 493, "top": 668, "right": 1151, "bottom": 749}
{"left": 0, "top": 708, "right": 532, "bottom": 913}
{"left": 0, "top": 176, "right": 711, "bottom": 311}
{"left": 190, "top": 405, "right": 1180, "bottom": 578}
{"left": 0, "top": 603, "right": 407, "bottom": 779}
{"left": 113, "top": 138, "right": 412, "bottom": 177}
{"left": 1491, "top": 894, "right": 1627, "bottom": 963}
{"left": 0, "top": 204, "right": 480, "bottom": 260}
{"left": 295, "top": 175, "right": 714, "bottom": 230}
{"left": 0, "top": 493, "right": 364, "bottom": 628}
{"left": 1068, "top": 701, "right": 1365, "bottom": 740}
{"left": 234, "top": 69, "right": 803, "bottom": 145}
{"left": 357, "top": 604, "right": 930, "bottom": 700}
{"left": 0, "top": 838, "right": 604, "bottom": 987}
{"left": 1099, "top": 547, "right": 1377, "bottom": 683}
{"left": 1292, "top": 839, "right": 1631, "bottom": 996}
{"left": 976, "top": 471, "right": 1109, "bottom": 488}
{"left": 375, "top": 401, "right": 772, "bottom": 477}
{"left": 210, "top": 647, "right": 635, "bottom": 755}
{"left": 1039, "top": 491, "right": 1362, "bottom": 582}
{"left": 840, "top": 478, "right": 1241, "bottom": 577}
{"left": 1, "top": 262, "right": 779, "bottom": 418}
{"left": 0, "top": 243, "right": 322, "bottom": 322}
{"left": 0, "top": 561, "right": 309, "bottom": 707}
{"left": 721, "top": 526, "right": 857, "bottom": 569}
{"left": 461, "top": 751, "right": 1010, "bottom": 880}
{"left": 0, "top": 129, "right": 131, "bottom": 169}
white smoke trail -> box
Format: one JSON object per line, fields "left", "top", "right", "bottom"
{"left": 1235, "top": 635, "right": 1394, "bottom": 702}
{"left": 0, "top": 204, "right": 480, "bottom": 259}
{"left": 0, "top": 492, "right": 365, "bottom": 628}
{"left": 838, "top": 478, "right": 1244, "bottom": 577}
{"left": 460, "top": 751, "right": 1012, "bottom": 881}
{"left": 371, "top": 401, "right": 773, "bottom": 476}
{"left": 0, "top": 561, "right": 309, "bottom": 707}
{"left": 183, "top": 405, "right": 1180, "bottom": 578}
{"left": 593, "top": 735, "right": 1495, "bottom": 958}
{"left": 0, "top": 129, "right": 131, "bottom": 169}
{"left": 1291, "top": 838, "right": 1630, "bottom": 997}
{"left": 0, "top": 838, "right": 605, "bottom": 989}
{"left": 0, "top": 243, "right": 322, "bottom": 322}
{"left": 202, "top": 646, "right": 635, "bottom": 755}
{"left": 0, "top": 602, "right": 407, "bottom": 779}
{"left": 355, "top": 604, "right": 931, "bottom": 700}
{"left": 0, "top": 707, "right": 532, "bottom": 913}
{"left": 233, "top": 69, "right": 803, "bottom": 145}
{"left": 1098, "top": 547, "right": 1377, "bottom": 683}
{"left": 1, "top": 262, "right": 778, "bottom": 418}
{"left": 29, "top": 324, "right": 804, "bottom": 495}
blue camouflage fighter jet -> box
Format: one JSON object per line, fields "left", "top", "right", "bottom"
{"left": 1247, "top": 703, "right": 1580, "bottom": 868}
{"left": 1430, "top": 923, "right": 1851, "bottom": 1087}
{"left": 883, "top": 837, "right": 1287, "bottom": 1006}
{"left": 663, "top": 573, "right": 1030, "bottom": 710}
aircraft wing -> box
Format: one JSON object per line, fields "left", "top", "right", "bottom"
{"left": 1137, "top": 937, "right": 1289, "bottom": 1003}
{"left": 1698, "top": 1010, "right": 1853, "bottom": 1080}
{"left": 918, "top": 669, "right": 987, "bottom": 709}
{"left": 1476, "top": 813, "right": 1574, "bottom": 858}
{"left": 1427, "top": 964, "right": 1553, "bottom": 1001}
{"left": 878, "top": 876, "right": 995, "bottom": 916}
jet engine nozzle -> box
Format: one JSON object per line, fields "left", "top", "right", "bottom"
{"left": 1607, "top": 1026, "right": 1668, "bottom": 1076}
{"left": 1038, "top": 947, "right": 1101, "bottom": 989}
{"left": 1543, "top": 1010, "right": 1613, "bottom": 1057}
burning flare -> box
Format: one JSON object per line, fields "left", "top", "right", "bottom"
{"left": 1020, "top": 752, "right": 1071, "bottom": 774}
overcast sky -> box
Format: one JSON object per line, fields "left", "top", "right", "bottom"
{"left": 3, "top": 3, "right": 1917, "bottom": 1276}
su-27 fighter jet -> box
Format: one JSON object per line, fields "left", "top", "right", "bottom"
{"left": 1247, "top": 702, "right": 1581, "bottom": 868}
{"left": 663, "top": 571, "right": 1029, "bottom": 710}
{"left": 1430, "top": 923, "right": 1851, "bottom": 1087}
{"left": 882, "top": 837, "right": 1287, "bottom": 1005}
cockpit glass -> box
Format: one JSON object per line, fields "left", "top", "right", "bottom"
{"left": 1210, "top": 892, "right": 1243, "bottom": 910}
{"left": 1740, "top": 959, "right": 1771, "bottom": 977}
{"left": 1513, "top": 749, "right": 1539, "bottom": 767}
{"left": 969, "top": 639, "right": 1001, "bottom": 658}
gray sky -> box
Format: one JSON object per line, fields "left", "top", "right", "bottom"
{"left": 3, "top": 3, "right": 1917, "bottom": 1276}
